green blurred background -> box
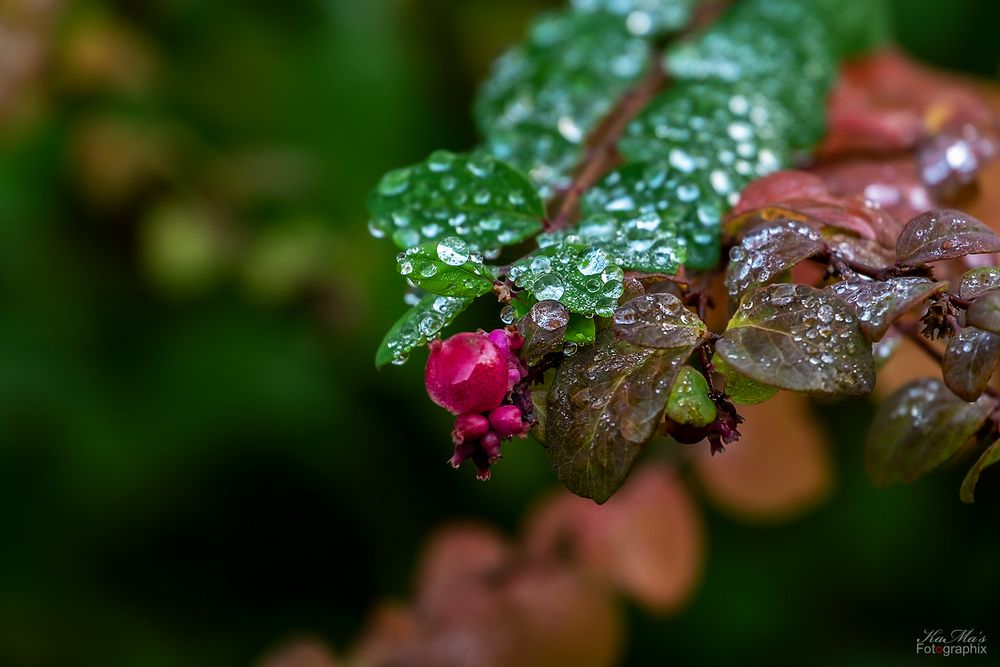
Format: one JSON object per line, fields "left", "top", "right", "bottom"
{"left": 1, "top": 1, "right": 999, "bottom": 665}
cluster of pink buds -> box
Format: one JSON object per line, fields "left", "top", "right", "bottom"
{"left": 424, "top": 327, "right": 531, "bottom": 480}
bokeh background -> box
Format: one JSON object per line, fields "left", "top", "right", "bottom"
{"left": 2, "top": 1, "right": 1000, "bottom": 665}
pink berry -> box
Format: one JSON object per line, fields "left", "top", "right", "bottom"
{"left": 425, "top": 332, "right": 509, "bottom": 414}
{"left": 481, "top": 431, "right": 502, "bottom": 463}
{"left": 489, "top": 405, "right": 526, "bottom": 440}
{"left": 452, "top": 413, "right": 490, "bottom": 445}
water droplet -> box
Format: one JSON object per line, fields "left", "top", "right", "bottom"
{"left": 419, "top": 262, "right": 438, "bottom": 278}
{"left": 367, "top": 220, "right": 386, "bottom": 239}
{"left": 437, "top": 237, "right": 470, "bottom": 266}
{"left": 427, "top": 150, "right": 454, "bottom": 172}
{"left": 578, "top": 248, "right": 609, "bottom": 276}
{"left": 377, "top": 168, "right": 410, "bottom": 196}
{"left": 563, "top": 341, "right": 578, "bottom": 356}
{"left": 533, "top": 273, "right": 565, "bottom": 301}
{"left": 500, "top": 304, "right": 516, "bottom": 324}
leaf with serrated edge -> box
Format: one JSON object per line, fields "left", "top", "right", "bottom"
{"left": 895, "top": 209, "right": 1000, "bottom": 267}
{"left": 960, "top": 439, "right": 1000, "bottom": 503}
{"left": 547, "top": 329, "right": 698, "bottom": 503}
{"left": 712, "top": 354, "right": 779, "bottom": 405}
{"left": 612, "top": 293, "right": 708, "bottom": 349}
{"left": 375, "top": 294, "right": 473, "bottom": 368}
{"left": 865, "top": 378, "right": 993, "bottom": 487}
{"left": 725, "top": 219, "right": 826, "bottom": 302}
{"left": 967, "top": 289, "right": 1000, "bottom": 334}
{"left": 716, "top": 284, "right": 875, "bottom": 396}
{"left": 959, "top": 267, "right": 1000, "bottom": 299}
{"left": 943, "top": 326, "right": 1000, "bottom": 402}
{"left": 396, "top": 238, "right": 495, "bottom": 297}
{"left": 825, "top": 277, "right": 946, "bottom": 341}
{"left": 368, "top": 150, "right": 544, "bottom": 251}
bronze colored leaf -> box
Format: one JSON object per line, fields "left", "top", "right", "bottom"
{"left": 825, "top": 277, "right": 946, "bottom": 341}
{"left": 612, "top": 293, "right": 708, "bottom": 350}
{"left": 943, "top": 326, "right": 1000, "bottom": 402}
{"left": 895, "top": 209, "right": 1000, "bottom": 267}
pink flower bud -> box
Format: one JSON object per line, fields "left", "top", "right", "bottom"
{"left": 480, "top": 431, "right": 502, "bottom": 463}
{"left": 489, "top": 405, "right": 527, "bottom": 440}
{"left": 425, "top": 332, "right": 509, "bottom": 414}
{"left": 451, "top": 413, "right": 490, "bottom": 445}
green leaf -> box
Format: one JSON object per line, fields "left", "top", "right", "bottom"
{"left": 967, "top": 290, "right": 1000, "bottom": 334}
{"left": 539, "top": 212, "right": 687, "bottom": 274}
{"left": 725, "top": 219, "right": 826, "bottom": 303}
{"left": 396, "top": 237, "right": 495, "bottom": 297}
{"left": 959, "top": 266, "right": 1000, "bottom": 299}
{"left": 825, "top": 277, "right": 947, "bottom": 342}
{"left": 943, "top": 326, "right": 1000, "bottom": 402}
{"left": 546, "top": 329, "right": 698, "bottom": 502}
{"left": 519, "top": 300, "right": 570, "bottom": 366}
{"left": 712, "top": 354, "right": 779, "bottom": 405}
{"left": 960, "top": 439, "right": 1000, "bottom": 503}
{"left": 367, "top": 150, "right": 544, "bottom": 251}
{"left": 581, "top": 161, "right": 729, "bottom": 268}
{"left": 666, "top": 366, "right": 717, "bottom": 427}
{"left": 895, "top": 209, "right": 1000, "bottom": 267}
{"left": 865, "top": 379, "right": 994, "bottom": 487}
{"left": 716, "top": 284, "right": 875, "bottom": 396}
{"left": 474, "top": 11, "right": 651, "bottom": 198}
{"left": 612, "top": 292, "right": 708, "bottom": 349}
{"left": 510, "top": 243, "right": 625, "bottom": 317}
{"left": 565, "top": 314, "right": 597, "bottom": 344}
{"left": 571, "top": 0, "right": 699, "bottom": 36}
{"left": 812, "top": 0, "right": 891, "bottom": 57}
{"left": 375, "top": 294, "right": 474, "bottom": 368}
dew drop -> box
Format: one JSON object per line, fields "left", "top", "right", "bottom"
{"left": 436, "top": 237, "right": 470, "bottom": 266}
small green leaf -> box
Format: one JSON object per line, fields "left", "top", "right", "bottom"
{"left": 865, "top": 379, "right": 994, "bottom": 487}
{"left": 510, "top": 243, "right": 625, "bottom": 317}
{"left": 581, "top": 161, "right": 730, "bottom": 269}
{"left": 960, "top": 439, "right": 1000, "bottom": 503}
{"left": 546, "top": 329, "right": 699, "bottom": 502}
{"left": 474, "top": 11, "right": 651, "bottom": 198}
{"left": 895, "top": 209, "right": 1000, "bottom": 267}
{"left": 519, "top": 300, "right": 570, "bottom": 366}
{"left": 825, "top": 277, "right": 947, "bottom": 342}
{"left": 967, "top": 290, "right": 1000, "bottom": 334}
{"left": 539, "top": 212, "right": 687, "bottom": 274}
{"left": 712, "top": 354, "right": 779, "bottom": 405}
{"left": 367, "top": 149, "right": 544, "bottom": 251}
{"left": 571, "top": 0, "right": 698, "bottom": 36}
{"left": 565, "top": 314, "right": 597, "bottom": 344}
{"left": 612, "top": 293, "right": 708, "bottom": 349}
{"left": 375, "top": 294, "right": 474, "bottom": 368}
{"left": 717, "top": 284, "right": 875, "bottom": 396}
{"left": 943, "top": 326, "right": 1000, "bottom": 402}
{"left": 959, "top": 266, "right": 1000, "bottom": 299}
{"left": 396, "top": 237, "right": 495, "bottom": 297}
{"left": 725, "top": 219, "right": 826, "bottom": 303}
{"left": 666, "top": 366, "right": 717, "bottom": 427}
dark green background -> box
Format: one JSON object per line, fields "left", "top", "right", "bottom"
{"left": 1, "top": 1, "right": 998, "bottom": 665}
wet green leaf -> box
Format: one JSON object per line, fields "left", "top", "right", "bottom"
{"left": 367, "top": 150, "right": 544, "bottom": 251}
{"left": 546, "top": 329, "right": 698, "bottom": 502}
{"left": 520, "top": 300, "right": 570, "bottom": 366}
{"left": 967, "top": 290, "right": 1000, "bottom": 334}
{"left": 960, "top": 439, "right": 1000, "bottom": 503}
{"left": 666, "top": 366, "right": 717, "bottom": 427}
{"left": 825, "top": 277, "right": 946, "bottom": 342}
{"left": 712, "top": 354, "right": 779, "bottom": 405}
{"left": 895, "top": 209, "right": 1000, "bottom": 267}
{"left": 474, "top": 11, "right": 651, "bottom": 198}
{"left": 539, "top": 212, "right": 687, "bottom": 274}
{"left": 959, "top": 266, "right": 1000, "bottom": 300}
{"left": 510, "top": 243, "right": 625, "bottom": 317}
{"left": 716, "top": 284, "right": 875, "bottom": 396}
{"left": 725, "top": 219, "right": 826, "bottom": 303}
{"left": 565, "top": 314, "right": 597, "bottom": 344}
{"left": 375, "top": 294, "right": 474, "bottom": 368}
{"left": 943, "top": 326, "right": 1000, "bottom": 402}
{"left": 612, "top": 293, "right": 708, "bottom": 349}
{"left": 395, "top": 238, "right": 495, "bottom": 297}
{"left": 865, "top": 379, "right": 994, "bottom": 487}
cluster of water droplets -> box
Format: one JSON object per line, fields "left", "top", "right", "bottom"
{"left": 959, "top": 266, "right": 1000, "bottom": 299}
{"left": 725, "top": 220, "right": 823, "bottom": 299}
{"left": 368, "top": 150, "right": 539, "bottom": 252}
{"left": 509, "top": 244, "right": 625, "bottom": 317}
{"left": 384, "top": 295, "right": 471, "bottom": 366}
{"left": 396, "top": 236, "right": 494, "bottom": 295}
{"left": 827, "top": 277, "right": 936, "bottom": 338}
{"left": 539, "top": 211, "right": 686, "bottom": 274}
{"left": 474, "top": 10, "right": 650, "bottom": 197}
{"left": 613, "top": 293, "right": 704, "bottom": 347}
